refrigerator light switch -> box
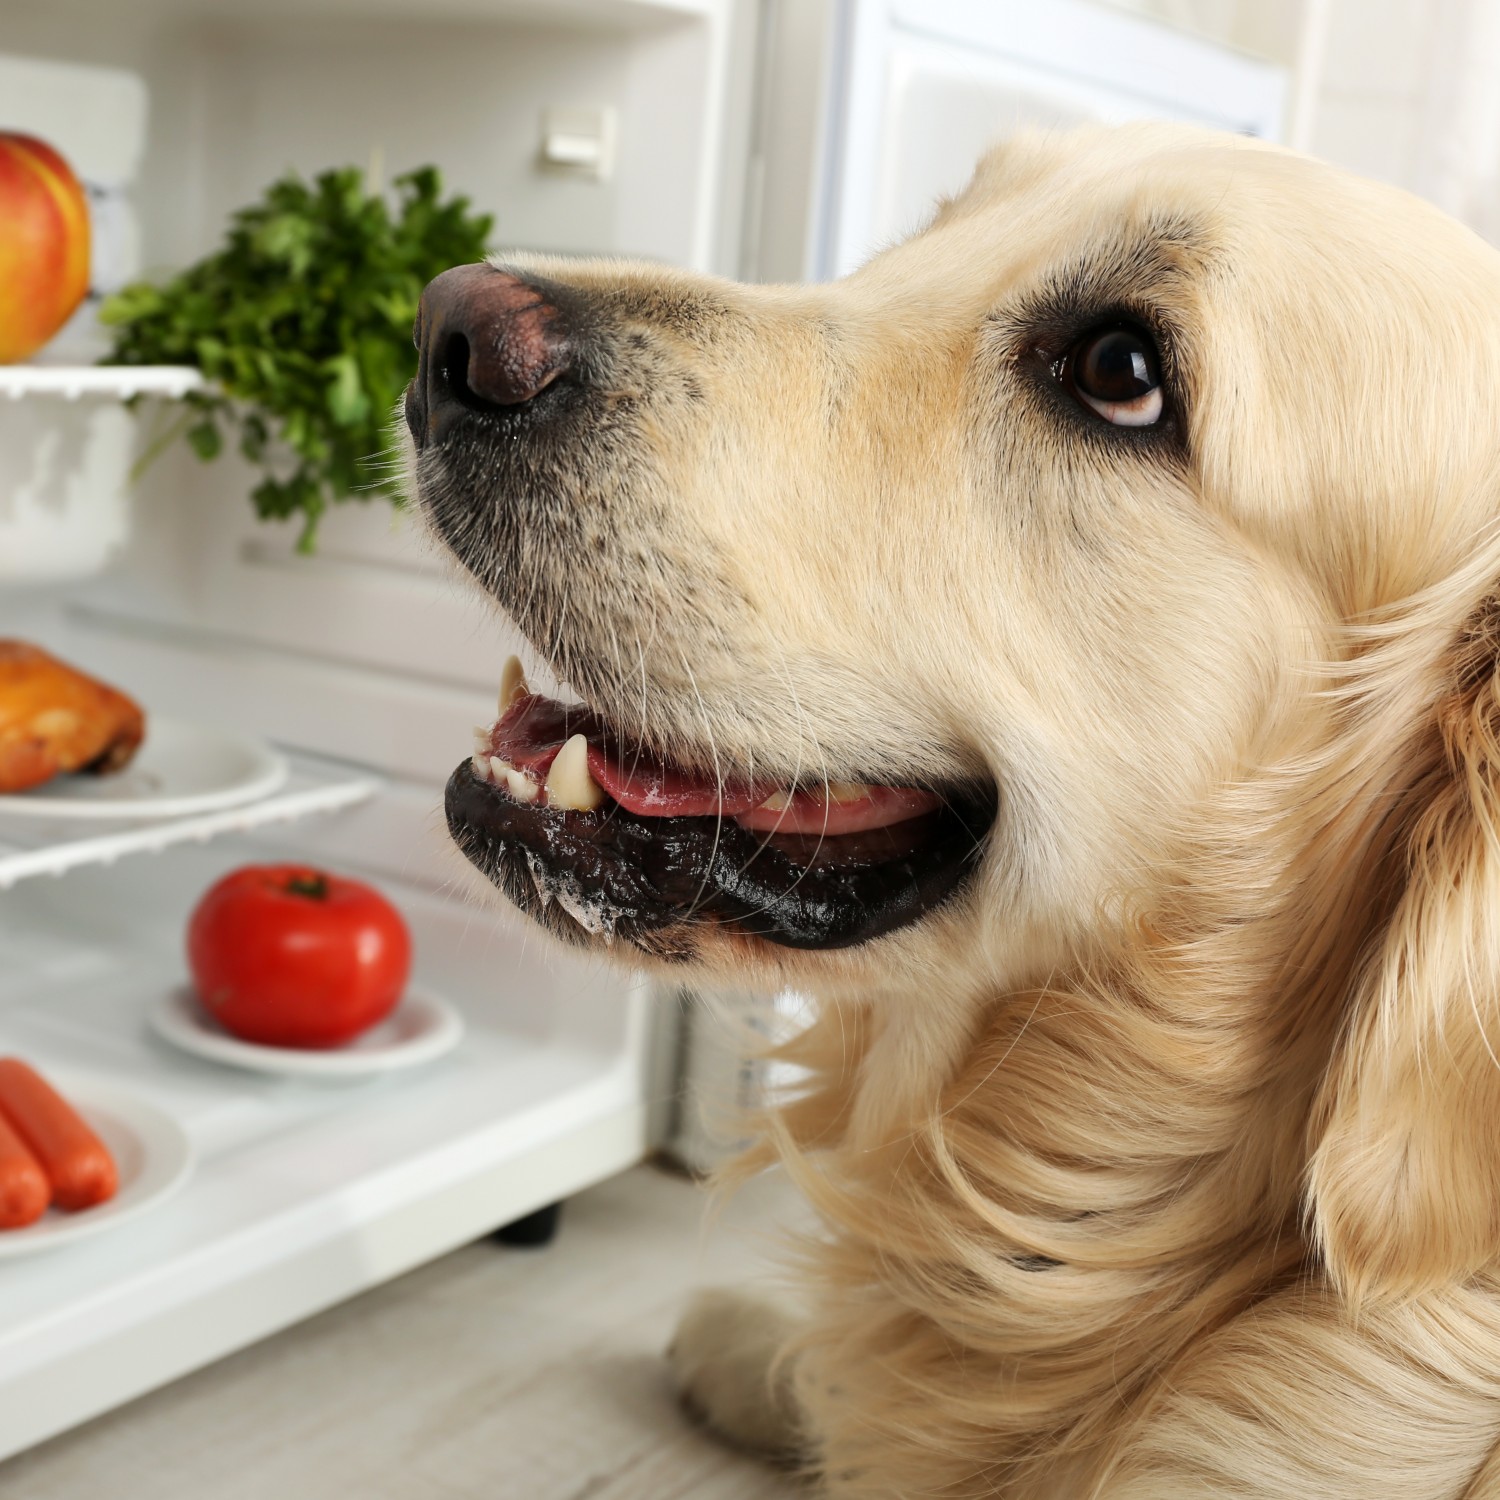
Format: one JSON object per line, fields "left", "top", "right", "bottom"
{"left": 540, "top": 106, "right": 616, "bottom": 181}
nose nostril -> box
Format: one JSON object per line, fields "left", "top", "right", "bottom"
{"left": 419, "top": 264, "right": 572, "bottom": 436}
{"left": 441, "top": 331, "right": 475, "bottom": 405}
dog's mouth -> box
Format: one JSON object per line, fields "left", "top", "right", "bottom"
{"left": 444, "top": 659, "right": 994, "bottom": 953}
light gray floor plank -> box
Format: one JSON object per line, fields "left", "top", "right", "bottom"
{"left": 0, "top": 1165, "right": 806, "bottom": 1500}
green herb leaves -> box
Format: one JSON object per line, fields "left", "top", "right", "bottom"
{"left": 102, "top": 165, "right": 492, "bottom": 549}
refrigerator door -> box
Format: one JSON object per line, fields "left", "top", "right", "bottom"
{"left": 812, "top": 0, "right": 1288, "bottom": 279}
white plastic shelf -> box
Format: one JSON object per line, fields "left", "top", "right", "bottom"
{"left": 0, "top": 835, "right": 653, "bottom": 1461}
{"left": 6, "top": 0, "right": 717, "bottom": 27}
{"left": 0, "top": 364, "right": 203, "bottom": 401}
{"left": 0, "top": 753, "right": 379, "bottom": 890}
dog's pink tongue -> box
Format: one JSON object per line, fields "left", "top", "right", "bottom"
{"left": 494, "top": 694, "right": 770, "bottom": 815}
{"left": 588, "top": 747, "right": 771, "bottom": 816}
{"left": 733, "top": 785, "right": 941, "bottom": 834}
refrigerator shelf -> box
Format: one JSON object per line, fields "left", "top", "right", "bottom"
{"left": 0, "top": 837, "right": 654, "bottom": 1461}
{"left": 0, "top": 364, "right": 203, "bottom": 402}
{"left": 0, "top": 752, "right": 380, "bottom": 890}
{"left": 0, "top": 0, "right": 717, "bottom": 28}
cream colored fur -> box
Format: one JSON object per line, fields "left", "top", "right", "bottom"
{"left": 472, "top": 124, "right": 1500, "bottom": 1496}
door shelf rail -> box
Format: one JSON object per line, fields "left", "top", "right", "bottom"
{"left": 0, "top": 755, "right": 379, "bottom": 890}
{"left": 0, "top": 364, "right": 203, "bottom": 402}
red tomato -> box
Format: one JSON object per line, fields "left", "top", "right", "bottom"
{"left": 187, "top": 865, "right": 412, "bottom": 1048}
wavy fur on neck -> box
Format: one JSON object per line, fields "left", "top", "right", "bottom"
{"left": 728, "top": 544, "right": 1500, "bottom": 1498}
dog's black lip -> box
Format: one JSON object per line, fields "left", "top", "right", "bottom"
{"left": 444, "top": 760, "right": 994, "bottom": 952}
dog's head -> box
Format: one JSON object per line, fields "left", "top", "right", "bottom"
{"left": 408, "top": 123, "right": 1500, "bottom": 1295}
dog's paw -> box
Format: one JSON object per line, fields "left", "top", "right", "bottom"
{"left": 667, "top": 1287, "right": 805, "bottom": 1460}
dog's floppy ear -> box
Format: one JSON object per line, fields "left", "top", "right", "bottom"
{"left": 1309, "top": 588, "right": 1500, "bottom": 1304}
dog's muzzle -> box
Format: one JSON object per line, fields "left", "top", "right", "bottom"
{"left": 405, "top": 266, "right": 998, "bottom": 955}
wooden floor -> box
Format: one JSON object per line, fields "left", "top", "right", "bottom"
{"left": 0, "top": 1165, "right": 806, "bottom": 1500}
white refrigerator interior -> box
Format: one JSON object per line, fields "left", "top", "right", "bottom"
{"left": 0, "top": 0, "right": 735, "bottom": 1460}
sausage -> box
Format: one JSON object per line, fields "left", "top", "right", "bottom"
{"left": 0, "top": 1111, "right": 50, "bottom": 1228}
{"left": 0, "top": 1059, "right": 117, "bottom": 1212}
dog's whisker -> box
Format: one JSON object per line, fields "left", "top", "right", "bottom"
{"left": 676, "top": 647, "right": 728, "bottom": 923}
{"left": 713, "top": 635, "right": 831, "bottom": 926}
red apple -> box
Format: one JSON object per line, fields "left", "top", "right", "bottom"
{"left": 0, "top": 134, "right": 91, "bottom": 365}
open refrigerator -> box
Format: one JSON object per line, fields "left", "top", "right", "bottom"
{"left": 0, "top": 0, "right": 1284, "bottom": 1460}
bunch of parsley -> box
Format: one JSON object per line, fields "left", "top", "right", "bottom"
{"left": 102, "top": 165, "right": 492, "bottom": 548}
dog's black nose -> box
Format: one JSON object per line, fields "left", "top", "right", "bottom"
{"left": 406, "top": 264, "right": 571, "bottom": 449}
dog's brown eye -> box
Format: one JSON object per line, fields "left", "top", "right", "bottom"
{"left": 1066, "top": 327, "right": 1164, "bottom": 428}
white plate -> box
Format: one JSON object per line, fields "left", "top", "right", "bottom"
{"left": 0, "top": 1076, "right": 195, "bottom": 1258}
{"left": 0, "top": 716, "right": 288, "bottom": 820}
{"left": 148, "top": 987, "right": 465, "bottom": 1079}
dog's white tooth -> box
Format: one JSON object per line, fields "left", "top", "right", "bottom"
{"left": 544, "top": 734, "right": 605, "bottom": 811}
{"left": 473, "top": 726, "right": 494, "bottom": 756}
{"left": 486, "top": 750, "right": 541, "bottom": 804}
{"left": 471, "top": 753, "right": 491, "bottom": 779}
{"left": 505, "top": 768, "right": 540, "bottom": 803}
{"left": 499, "top": 655, "right": 529, "bottom": 714}
{"left": 827, "top": 780, "right": 873, "bottom": 805}
{"left": 758, "top": 790, "right": 792, "bottom": 812}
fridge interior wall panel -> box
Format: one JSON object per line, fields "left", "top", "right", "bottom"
{"left": 0, "top": 3, "right": 734, "bottom": 273}
{"left": 180, "top": 20, "right": 632, "bottom": 267}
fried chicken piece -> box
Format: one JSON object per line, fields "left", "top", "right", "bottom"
{"left": 0, "top": 643, "right": 145, "bottom": 795}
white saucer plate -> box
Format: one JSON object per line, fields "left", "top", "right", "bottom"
{"left": 0, "top": 716, "right": 288, "bottom": 820}
{"left": 0, "top": 1076, "right": 195, "bottom": 1259}
{"left": 148, "top": 987, "right": 465, "bottom": 1079}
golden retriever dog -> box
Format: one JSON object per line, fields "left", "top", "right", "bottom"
{"left": 403, "top": 122, "right": 1500, "bottom": 1498}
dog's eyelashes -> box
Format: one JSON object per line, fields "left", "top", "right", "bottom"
{"left": 1060, "top": 325, "right": 1165, "bottom": 428}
